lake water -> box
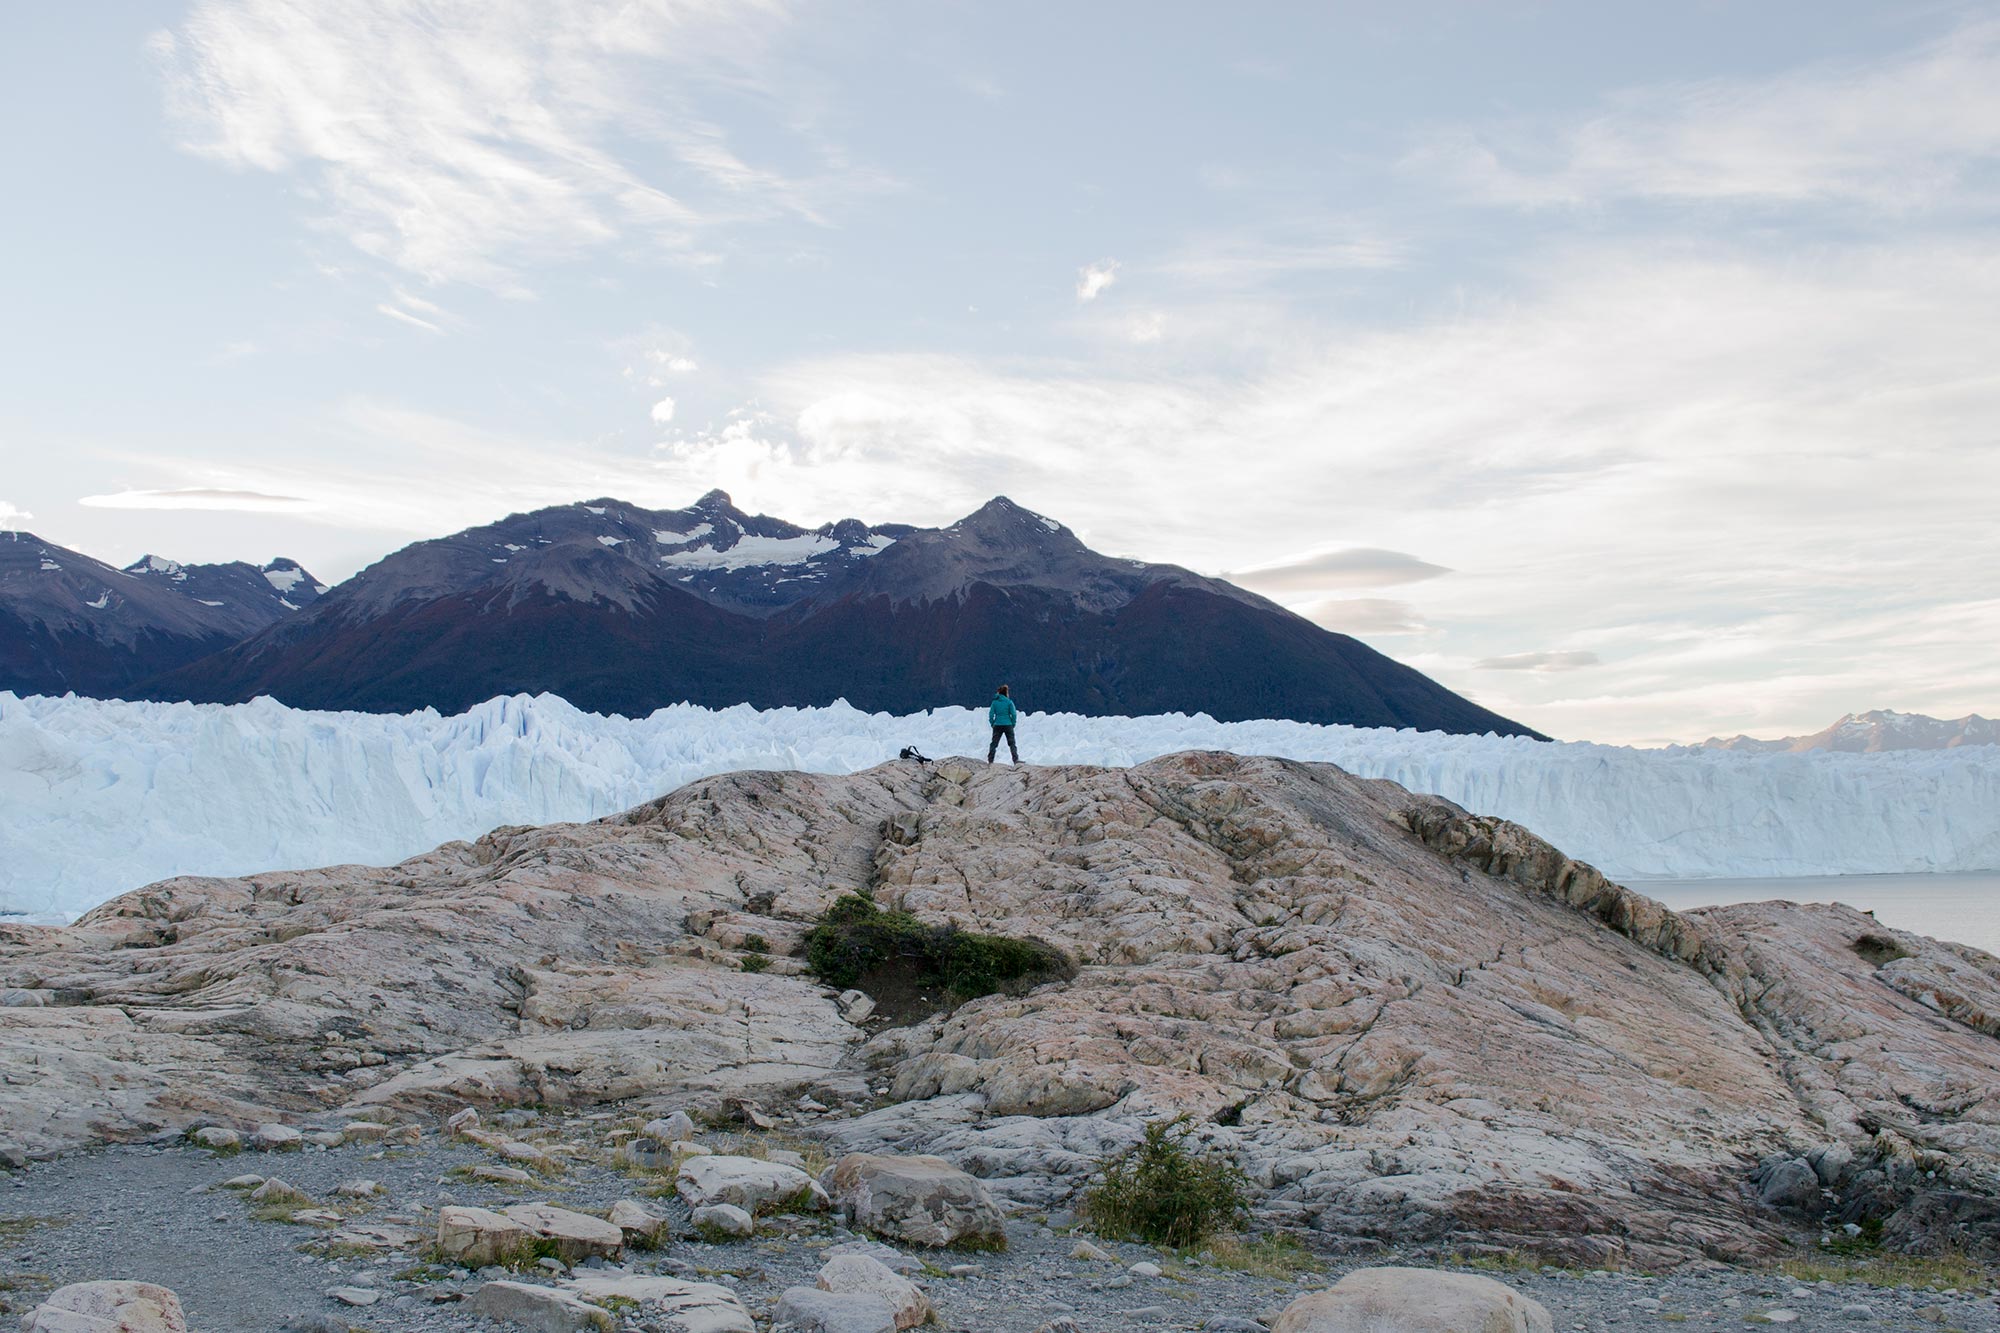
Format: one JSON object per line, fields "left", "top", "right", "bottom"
{"left": 1633, "top": 872, "right": 2000, "bottom": 956}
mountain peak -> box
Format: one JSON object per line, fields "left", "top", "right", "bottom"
{"left": 951, "top": 495, "right": 1070, "bottom": 543}
{"left": 694, "top": 488, "right": 734, "bottom": 510}
{"left": 126, "top": 555, "right": 185, "bottom": 578}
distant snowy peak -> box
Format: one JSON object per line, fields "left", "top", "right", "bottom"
{"left": 1700, "top": 709, "right": 1999, "bottom": 753}
{"left": 0, "top": 534, "right": 322, "bottom": 697}
{"left": 125, "top": 552, "right": 327, "bottom": 617}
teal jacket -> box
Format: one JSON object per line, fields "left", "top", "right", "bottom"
{"left": 988, "top": 694, "right": 1018, "bottom": 726}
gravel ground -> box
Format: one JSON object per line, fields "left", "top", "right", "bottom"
{"left": 2, "top": 1116, "right": 1996, "bottom": 1333}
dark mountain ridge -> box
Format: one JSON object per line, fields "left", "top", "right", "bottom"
{"left": 0, "top": 531, "right": 322, "bottom": 698}
{"left": 139, "top": 493, "right": 1541, "bottom": 737}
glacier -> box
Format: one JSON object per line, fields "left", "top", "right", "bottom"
{"left": 3, "top": 689, "right": 1998, "bottom": 921}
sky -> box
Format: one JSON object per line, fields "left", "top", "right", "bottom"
{"left": 2, "top": 1, "right": 1998, "bottom": 746}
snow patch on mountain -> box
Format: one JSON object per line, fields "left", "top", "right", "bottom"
{"left": 658, "top": 532, "right": 840, "bottom": 569}
{"left": 4, "top": 691, "right": 1997, "bottom": 921}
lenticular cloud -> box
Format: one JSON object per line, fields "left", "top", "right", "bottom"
{"left": 3, "top": 691, "right": 1997, "bottom": 921}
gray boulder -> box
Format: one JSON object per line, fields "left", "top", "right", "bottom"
{"left": 1757, "top": 1158, "right": 1823, "bottom": 1209}
{"left": 773, "top": 1286, "right": 898, "bottom": 1333}
{"left": 1272, "top": 1267, "right": 1553, "bottom": 1333}
{"left": 823, "top": 1152, "right": 1006, "bottom": 1249}
{"left": 468, "top": 1279, "right": 614, "bottom": 1332}
{"left": 21, "top": 1280, "right": 189, "bottom": 1332}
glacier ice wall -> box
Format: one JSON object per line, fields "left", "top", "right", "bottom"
{"left": 3, "top": 690, "right": 1997, "bottom": 919}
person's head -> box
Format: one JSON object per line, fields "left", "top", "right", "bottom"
{"left": 996, "top": 684, "right": 1009, "bottom": 696}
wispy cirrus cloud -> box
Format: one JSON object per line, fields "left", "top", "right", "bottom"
{"left": 79, "top": 488, "right": 316, "bottom": 512}
{"left": 152, "top": 0, "right": 870, "bottom": 290}
{"left": 1476, "top": 650, "right": 1601, "bottom": 672}
{"left": 1411, "top": 18, "right": 2000, "bottom": 209}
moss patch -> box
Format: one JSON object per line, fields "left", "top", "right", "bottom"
{"left": 803, "top": 893, "right": 1073, "bottom": 1022}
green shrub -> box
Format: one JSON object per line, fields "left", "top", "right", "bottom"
{"left": 1082, "top": 1116, "right": 1247, "bottom": 1248}
{"left": 742, "top": 934, "right": 770, "bottom": 954}
{"left": 739, "top": 953, "right": 770, "bottom": 973}
{"left": 802, "top": 894, "right": 1071, "bottom": 1017}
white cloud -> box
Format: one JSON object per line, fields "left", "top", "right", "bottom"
{"left": 0, "top": 501, "right": 33, "bottom": 530}
{"left": 1076, "top": 260, "right": 1120, "bottom": 302}
{"left": 153, "top": 0, "right": 864, "bottom": 289}
{"left": 79, "top": 488, "right": 316, "bottom": 512}
{"left": 1413, "top": 18, "right": 2000, "bottom": 209}
{"left": 376, "top": 303, "right": 442, "bottom": 334}
{"left": 727, "top": 240, "right": 2000, "bottom": 743}
{"left": 1232, "top": 547, "right": 1451, "bottom": 592}
{"left": 650, "top": 397, "right": 677, "bottom": 425}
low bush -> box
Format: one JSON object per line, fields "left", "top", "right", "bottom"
{"left": 802, "top": 893, "right": 1072, "bottom": 1020}
{"left": 1082, "top": 1115, "right": 1248, "bottom": 1248}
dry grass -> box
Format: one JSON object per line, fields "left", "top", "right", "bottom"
{"left": 1189, "top": 1233, "right": 1324, "bottom": 1280}
{"left": 1775, "top": 1247, "right": 1996, "bottom": 1291}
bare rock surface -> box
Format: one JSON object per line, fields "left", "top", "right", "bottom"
{"left": 3, "top": 753, "right": 1999, "bottom": 1268}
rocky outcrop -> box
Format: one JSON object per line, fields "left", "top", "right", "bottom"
{"left": 3, "top": 753, "right": 1998, "bottom": 1268}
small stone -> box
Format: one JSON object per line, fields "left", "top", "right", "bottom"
{"left": 436, "top": 1204, "right": 534, "bottom": 1268}
{"left": 340, "top": 1121, "right": 391, "bottom": 1142}
{"left": 250, "top": 1177, "right": 313, "bottom": 1207}
{"left": 946, "top": 1264, "right": 978, "bottom": 1278}
{"left": 607, "top": 1198, "right": 673, "bottom": 1248}
{"left": 326, "top": 1286, "right": 380, "bottom": 1307}
{"left": 0, "top": 1142, "right": 27, "bottom": 1169}
{"left": 1839, "top": 1305, "right": 1875, "bottom": 1320}
{"left": 641, "top": 1111, "right": 695, "bottom": 1142}
{"left": 816, "top": 1253, "right": 932, "bottom": 1330}
{"left": 1759, "top": 1312, "right": 1801, "bottom": 1325}
{"left": 468, "top": 1279, "right": 614, "bottom": 1331}
{"left": 1104, "top": 1275, "right": 1133, "bottom": 1289}
{"left": 677, "top": 1153, "right": 828, "bottom": 1215}
{"left": 501, "top": 1202, "right": 626, "bottom": 1263}
{"left": 1129, "top": 1260, "right": 1162, "bottom": 1278}
{"left": 192, "top": 1127, "right": 241, "bottom": 1151}
{"left": 1071, "top": 1239, "right": 1115, "bottom": 1262}
{"left": 220, "top": 1173, "right": 265, "bottom": 1190}
{"left": 469, "top": 1164, "right": 535, "bottom": 1184}
{"left": 1633, "top": 1298, "right": 1662, "bottom": 1311}
{"left": 692, "top": 1203, "right": 755, "bottom": 1238}
{"left": 335, "top": 1179, "right": 385, "bottom": 1198}
{"left": 254, "top": 1123, "right": 304, "bottom": 1151}
{"left": 1202, "top": 1320, "right": 1265, "bottom": 1333}
{"left": 446, "top": 1106, "right": 480, "bottom": 1135}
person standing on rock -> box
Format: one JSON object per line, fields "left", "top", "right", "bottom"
{"left": 987, "top": 685, "right": 1021, "bottom": 764}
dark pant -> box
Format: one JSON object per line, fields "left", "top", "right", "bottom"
{"left": 988, "top": 725, "right": 1018, "bottom": 763}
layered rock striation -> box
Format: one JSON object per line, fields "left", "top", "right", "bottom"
{"left": 3, "top": 753, "right": 1996, "bottom": 1267}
